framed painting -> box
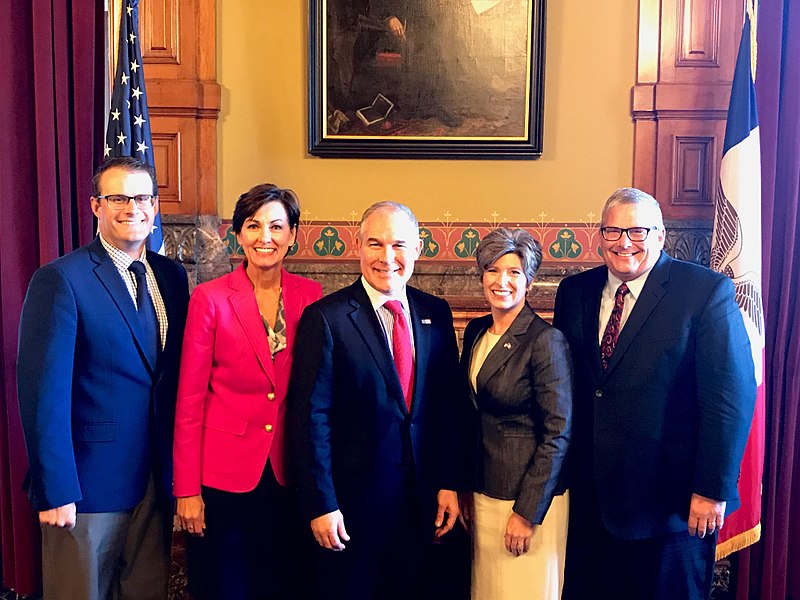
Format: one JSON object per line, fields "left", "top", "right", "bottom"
{"left": 308, "top": 0, "right": 547, "bottom": 159}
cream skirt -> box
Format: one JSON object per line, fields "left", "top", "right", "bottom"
{"left": 472, "top": 491, "right": 569, "bottom": 600}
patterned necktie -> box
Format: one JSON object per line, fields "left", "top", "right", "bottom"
{"left": 384, "top": 300, "right": 414, "bottom": 410}
{"left": 128, "top": 260, "right": 160, "bottom": 365}
{"left": 600, "top": 283, "right": 630, "bottom": 370}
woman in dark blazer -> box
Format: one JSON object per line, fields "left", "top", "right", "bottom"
{"left": 173, "top": 184, "right": 322, "bottom": 599}
{"left": 461, "top": 228, "right": 573, "bottom": 600}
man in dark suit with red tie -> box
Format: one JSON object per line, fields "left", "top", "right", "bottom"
{"left": 553, "top": 188, "right": 756, "bottom": 600}
{"left": 287, "top": 201, "right": 464, "bottom": 600}
{"left": 17, "top": 157, "right": 189, "bottom": 600}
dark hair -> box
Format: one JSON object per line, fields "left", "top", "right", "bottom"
{"left": 475, "top": 228, "right": 542, "bottom": 285}
{"left": 231, "top": 184, "right": 301, "bottom": 234}
{"left": 92, "top": 157, "right": 157, "bottom": 196}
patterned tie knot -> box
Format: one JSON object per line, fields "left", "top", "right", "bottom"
{"left": 616, "top": 282, "right": 630, "bottom": 299}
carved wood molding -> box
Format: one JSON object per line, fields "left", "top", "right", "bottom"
{"left": 108, "top": 0, "right": 220, "bottom": 216}
{"left": 633, "top": 0, "right": 745, "bottom": 221}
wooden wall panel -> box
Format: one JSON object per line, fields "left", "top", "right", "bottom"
{"left": 150, "top": 116, "right": 198, "bottom": 215}
{"left": 109, "top": 0, "right": 219, "bottom": 215}
{"left": 151, "top": 128, "right": 182, "bottom": 207}
{"left": 140, "top": 0, "right": 180, "bottom": 65}
{"left": 675, "top": 0, "right": 721, "bottom": 68}
{"left": 633, "top": 0, "right": 745, "bottom": 221}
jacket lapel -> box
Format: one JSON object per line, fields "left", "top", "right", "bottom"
{"left": 603, "top": 253, "right": 670, "bottom": 376}
{"left": 228, "top": 264, "right": 277, "bottom": 387}
{"left": 582, "top": 269, "right": 605, "bottom": 384}
{"left": 347, "top": 281, "right": 407, "bottom": 415}
{"left": 475, "top": 306, "right": 535, "bottom": 391}
{"left": 149, "top": 255, "right": 173, "bottom": 378}
{"left": 89, "top": 238, "right": 156, "bottom": 375}
{"left": 461, "top": 314, "right": 491, "bottom": 403}
{"left": 274, "top": 270, "right": 301, "bottom": 379}
{"left": 408, "top": 290, "right": 431, "bottom": 416}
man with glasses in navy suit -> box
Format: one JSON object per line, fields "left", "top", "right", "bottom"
{"left": 17, "top": 157, "right": 189, "bottom": 600}
{"left": 554, "top": 187, "right": 756, "bottom": 600}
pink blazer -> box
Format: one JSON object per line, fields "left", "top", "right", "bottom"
{"left": 173, "top": 264, "right": 323, "bottom": 496}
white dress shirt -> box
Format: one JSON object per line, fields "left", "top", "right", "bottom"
{"left": 360, "top": 276, "right": 415, "bottom": 358}
{"left": 597, "top": 269, "right": 653, "bottom": 346}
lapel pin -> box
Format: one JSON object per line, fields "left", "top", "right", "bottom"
{"left": 421, "top": 318, "right": 432, "bottom": 325}
{"left": 503, "top": 342, "right": 512, "bottom": 349}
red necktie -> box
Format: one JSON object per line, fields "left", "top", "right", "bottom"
{"left": 600, "top": 283, "right": 630, "bottom": 370}
{"left": 384, "top": 300, "right": 414, "bottom": 409}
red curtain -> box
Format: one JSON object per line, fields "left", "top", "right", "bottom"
{"left": 0, "top": 0, "right": 104, "bottom": 594}
{"left": 736, "top": 0, "right": 800, "bottom": 598}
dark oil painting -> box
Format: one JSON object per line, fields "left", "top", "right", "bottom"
{"left": 309, "top": 0, "right": 546, "bottom": 159}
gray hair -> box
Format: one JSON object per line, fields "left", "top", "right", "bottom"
{"left": 475, "top": 228, "right": 542, "bottom": 285}
{"left": 601, "top": 188, "right": 665, "bottom": 229}
{"left": 357, "top": 201, "right": 419, "bottom": 239}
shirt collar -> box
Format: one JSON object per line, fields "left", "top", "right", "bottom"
{"left": 360, "top": 276, "right": 410, "bottom": 312}
{"left": 603, "top": 268, "right": 651, "bottom": 301}
{"left": 99, "top": 234, "right": 148, "bottom": 269}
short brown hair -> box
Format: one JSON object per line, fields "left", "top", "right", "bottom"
{"left": 92, "top": 157, "right": 157, "bottom": 196}
{"left": 475, "top": 228, "right": 542, "bottom": 285}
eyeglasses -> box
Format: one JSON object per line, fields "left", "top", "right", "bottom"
{"left": 600, "top": 226, "right": 659, "bottom": 242}
{"left": 95, "top": 194, "right": 156, "bottom": 209}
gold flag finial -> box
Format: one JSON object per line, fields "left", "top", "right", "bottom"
{"left": 748, "top": 0, "right": 758, "bottom": 81}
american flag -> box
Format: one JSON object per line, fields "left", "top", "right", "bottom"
{"left": 104, "top": 0, "right": 163, "bottom": 253}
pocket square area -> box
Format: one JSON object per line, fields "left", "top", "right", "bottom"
{"left": 421, "top": 318, "right": 432, "bottom": 324}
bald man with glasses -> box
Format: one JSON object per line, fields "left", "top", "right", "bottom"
{"left": 17, "top": 157, "right": 189, "bottom": 600}
{"left": 553, "top": 188, "right": 756, "bottom": 600}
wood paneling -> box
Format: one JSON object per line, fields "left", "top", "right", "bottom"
{"left": 140, "top": 0, "right": 180, "bottom": 65}
{"left": 672, "top": 135, "right": 714, "bottom": 206}
{"left": 633, "top": 0, "right": 745, "bottom": 220}
{"left": 109, "top": 0, "right": 219, "bottom": 215}
{"left": 675, "top": 0, "right": 721, "bottom": 68}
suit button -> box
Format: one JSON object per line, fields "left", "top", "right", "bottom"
{"left": 267, "top": 392, "right": 275, "bottom": 401}
{"left": 595, "top": 390, "right": 603, "bottom": 398}
{"left": 264, "top": 424, "right": 274, "bottom": 433}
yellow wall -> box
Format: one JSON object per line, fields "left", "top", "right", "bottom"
{"left": 217, "top": 1, "right": 637, "bottom": 223}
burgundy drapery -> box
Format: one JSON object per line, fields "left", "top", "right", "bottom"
{"left": 735, "top": 0, "right": 800, "bottom": 598}
{"left": 0, "top": 1, "right": 104, "bottom": 594}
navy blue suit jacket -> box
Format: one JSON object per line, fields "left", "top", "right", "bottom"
{"left": 17, "top": 237, "right": 189, "bottom": 513}
{"left": 287, "top": 280, "right": 463, "bottom": 532}
{"left": 553, "top": 252, "right": 756, "bottom": 539}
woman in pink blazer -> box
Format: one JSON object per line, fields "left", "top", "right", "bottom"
{"left": 173, "top": 184, "right": 322, "bottom": 600}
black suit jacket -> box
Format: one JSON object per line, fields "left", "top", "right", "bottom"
{"left": 17, "top": 237, "right": 189, "bottom": 512}
{"left": 461, "top": 304, "right": 572, "bottom": 524}
{"left": 287, "top": 280, "right": 463, "bottom": 532}
{"left": 553, "top": 252, "right": 756, "bottom": 539}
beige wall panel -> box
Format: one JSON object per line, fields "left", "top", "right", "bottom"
{"left": 216, "top": 1, "right": 638, "bottom": 222}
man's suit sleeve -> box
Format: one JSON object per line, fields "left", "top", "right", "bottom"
{"left": 286, "top": 303, "right": 339, "bottom": 520}
{"left": 692, "top": 275, "right": 756, "bottom": 501}
{"left": 17, "top": 266, "right": 82, "bottom": 511}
